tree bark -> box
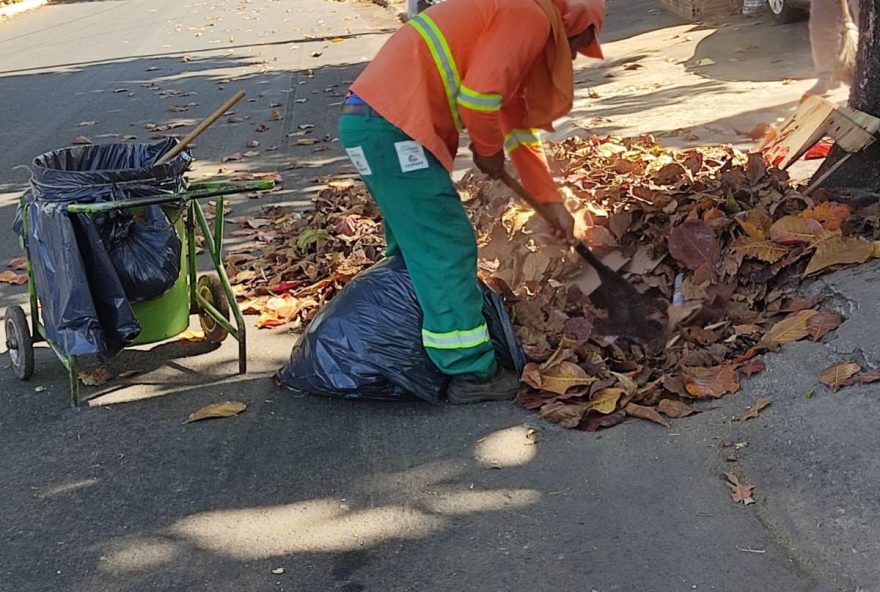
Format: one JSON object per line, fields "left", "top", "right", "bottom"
{"left": 812, "top": 0, "right": 880, "bottom": 192}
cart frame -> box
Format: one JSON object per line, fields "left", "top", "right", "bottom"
{"left": 10, "top": 179, "right": 273, "bottom": 406}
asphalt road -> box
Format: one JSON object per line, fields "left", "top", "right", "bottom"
{"left": 0, "top": 1, "right": 877, "bottom": 591}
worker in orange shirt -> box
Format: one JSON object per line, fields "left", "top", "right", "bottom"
{"left": 338, "top": 0, "right": 605, "bottom": 404}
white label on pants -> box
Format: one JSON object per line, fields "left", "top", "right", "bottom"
{"left": 345, "top": 146, "right": 372, "bottom": 176}
{"left": 394, "top": 140, "right": 430, "bottom": 173}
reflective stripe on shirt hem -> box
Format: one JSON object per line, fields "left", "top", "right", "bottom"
{"left": 422, "top": 324, "right": 491, "bottom": 350}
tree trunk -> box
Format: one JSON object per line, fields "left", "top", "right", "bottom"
{"left": 812, "top": 0, "right": 880, "bottom": 192}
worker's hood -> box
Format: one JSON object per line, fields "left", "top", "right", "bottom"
{"left": 554, "top": 0, "right": 605, "bottom": 59}
{"left": 524, "top": 0, "right": 605, "bottom": 130}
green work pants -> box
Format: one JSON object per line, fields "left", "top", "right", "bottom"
{"left": 338, "top": 113, "right": 496, "bottom": 379}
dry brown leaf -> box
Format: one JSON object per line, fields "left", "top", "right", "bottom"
{"left": 624, "top": 402, "right": 670, "bottom": 428}
{"left": 79, "top": 367, "right": 112, "bottom": 386}
{"left": 0, "top": 270, "right": 28, "bottom": 285}
{"left": 535, "top": 361, "right": 595, "bottom": 396}
{"left": 763, "top": 309, "right": 819, "bottom": 345}
{"left": 668, "top": 220, "right": 720, "bottom": 271}
{"left": 539, "top": 402, "right": 585, "bottom": 428}
{"left": 658, "top": 399, "right": 699, "bottom": 418}
{"left": 730, "top": 237, "right": 789, "bottom": 264}
{"left": 681, "top": 365, "right": 740, "bottom": 398}
{"left": 185, "top": 401, "right": 247, "bottom": 423}
{"left": 178, "top": 328, "right": 206, "bottom": 342}
{"left": 805, "top": 310, "right": 843, "bottom": 341}
{"left": 818, "top": 362, "right": 861, "bottom": 391}
{"left": 802, "top": 202, "right": 851, "bottom": 231}
{"left": 736, "top": 397, "right": 770, "bottom": 421}
{"left": 804, "top": 236, "right": 874, "bottom": 276}
{"left": 724, "top": 472, "right": 755, "bottom": 505}
{"left": 582, "top": 388, "right": 623, "bottom": 414}
{"left": 769, "top": 215, "right": 823, "bottom": 245}
{"left": 856, "top": 369, "right": 880, "bottom": 384}
{"left": 72, "top": 135, "right": 93, "bottom": 145}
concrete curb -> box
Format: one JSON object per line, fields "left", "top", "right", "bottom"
{"left": 0, "top": 0, "right": 48, "bottom": 19}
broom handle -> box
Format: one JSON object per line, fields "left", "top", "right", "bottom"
{"left": 155, "top": 90, "right": 246, "bottom": 165}
{"left": 839, "top": 0, "right": 853, "bottom": 24}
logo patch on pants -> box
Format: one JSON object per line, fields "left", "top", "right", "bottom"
{"left": 394, "top": 141, "right": 430, "bottom": 173}
{"left": 345, "top": 146, "right": 372, "bottom": 176}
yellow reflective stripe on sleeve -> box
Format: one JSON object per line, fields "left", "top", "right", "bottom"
{"left": 408, "top": 13, "right": 464, "bottom": 131}
{"left": 457, "top": 85, "right": 502, "bottom": 112}
{"left": 504, "top": 128, "right": 542, "bottom": 153}
{"left": 422, "top": 324, "right": 491, "bottom": 350}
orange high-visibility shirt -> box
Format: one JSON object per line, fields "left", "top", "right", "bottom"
{"left": 350, "top": 0, "right": 564, "bottom": 203}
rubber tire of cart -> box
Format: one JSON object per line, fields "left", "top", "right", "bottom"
{"left": 768, "top": 0, "right": 807, "bottom": 24}
{"left": 5, "top": 305, "right": 34, "bottom": 380}
{"left": 197, "top": 275, "right": 230, "bottom": 343}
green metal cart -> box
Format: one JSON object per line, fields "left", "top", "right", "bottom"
{"left": 4, "top": 179, "right": 273, "bottom": 406}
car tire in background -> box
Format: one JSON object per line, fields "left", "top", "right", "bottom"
{"left": 768, "top": 0, "right": 808, "bottom": 23}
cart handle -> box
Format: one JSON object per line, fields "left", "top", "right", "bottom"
{"left": 65, "top": 180, "right": 274, "bottom": 214}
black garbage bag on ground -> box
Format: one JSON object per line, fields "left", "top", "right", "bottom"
{"left": 18, "top": 139, "right": 190, "bottom": 357}
{"left": 276, "top": 256, "right": 526, "bottom": 403}
{"left": 101, "top": 205, "right": 182, "bottom": 303}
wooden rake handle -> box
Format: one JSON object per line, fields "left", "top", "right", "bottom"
{"left": 155, "top": 90, "right": 246, "bottom": 166}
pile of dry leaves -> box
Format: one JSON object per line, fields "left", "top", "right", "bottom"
{"left": 224, "top": 178, "right": 386, "bottom": 329}
{"left": 220, "top": 134, "right": 880, "bottom": 431}
{"left": 461, "top": 135, "right": 880, "bottom": 430}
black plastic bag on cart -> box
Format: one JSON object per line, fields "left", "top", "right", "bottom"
{"left": 276, "top": 256, "right": 526, "bottom": 403}
{"left": 101, "top": 205, "right": 182, "bottom": 303}
{"left": 18, "top": 139, "right": 191, "bottom": 357}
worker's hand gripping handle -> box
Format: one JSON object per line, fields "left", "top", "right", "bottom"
{"left": 498, "top": 170, "right": 575, "bottom": 245}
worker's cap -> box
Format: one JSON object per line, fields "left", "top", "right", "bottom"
{"left": 558, "top": 0, "right": 605, "bottom": 59}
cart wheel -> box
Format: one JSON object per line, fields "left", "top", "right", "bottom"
{"left": 197, "top": 274, "right": 230, "bottom": 343}
{"left": 5, "top": 305, "right": 34, "bottom": 380}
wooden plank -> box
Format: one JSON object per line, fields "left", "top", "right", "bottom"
{"left": 761, "top": 96, "right": 836, "bottom": 169}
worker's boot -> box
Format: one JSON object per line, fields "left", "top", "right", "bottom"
{"left": 446, "top": 366, "right": 521, "bottom": 404}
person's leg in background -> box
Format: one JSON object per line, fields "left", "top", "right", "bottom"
{"left": 807, "top": 0, "right": 859, "bottom": 95}
{"left": 338, "top": 113, "right": 520, "bottom": 403}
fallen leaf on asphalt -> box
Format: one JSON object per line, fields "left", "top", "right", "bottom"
{"left": 539, "top": 401, "right": 585, "bottom": 428}
{"left": 583, "top": 409, "right": 626, "bottom": 432}
{"left": 270, "top": 110, "right": 284, "bottom": 121}
{"left": 72, "top": 135, "right": 93, "bottom": 145}
{"left": 624, "top": 402, "right": 670, "bottom": 427}
{"left": 145, "top": 65, "right": 161, "bottom": 72}
{"left": 856, "top": 369, "right": 880, "bottom": 384}
{"left": 179, "top": 54, "right": 192, "bottom": 62}
{"left": 682, "top": 365, "right": 740, "bottom": 398}
{"left": 583, "top": 388, "right": 623, "bottom": 414}
{"left": 222, "top": 153, "right": 243, "bottom": 162}
{"left": 738, "top": 359, "right": 765, "bottom": 377}
{"left": 818, "top": 362, "right": 861, "bottom": 391}
{"left": 246, "top": 139, "right": 260, "bottom": 148}
{"left": 724, "top": 472, "right": 755, "bottom": 505}
{"left": 178, "top": 328, "right": 206, "bottom": 342}
{"left": 255, "top": 123, "right": 270, "bottom": 132}
{"left": 243, "top": 150, "right": 261, "bottom": 157}
{"left": 805, "top": 310, "right": 843, "bottom": 341}
{"left": 0, "top": 270, "right": 28, "bottom": 285}
{"left": 763, "top": 309, "right": 819, "bottom": 345}
{"left": 695, "top": 57, "right": 716, "bottom": 66}
{"left": 735, "top": 397, "right": 770, "bottom": 421}
{"left": 658, "top": 399, "right": 699, "bottom": 418}
{"left": 294, "top": 138, "right": 319, "bottom": 145}
{"left": 524, "top": 361, "right": 595, "bottom": 396}
{"left": 78, "top": 367, "right": 112, "bottom": 386}
{"left": 272, "top": 568, "right": 285, "bottom": 575}
{"left": 310, "top": 51, "right": 323, "bottom": 57}
{"left": 623, "top": 63, "right": 644, "bottom": 70}
{"left": 804, "top": 236, "right": 874, "bottom": 276}
{"left": 8, "top": 256, "right": 27, "bottom": 271}
{"left": 184, "top": 401, "right": 247, "bottom": 423}
{"left": 75, "top": 120, "right": 97, "bottom": 127}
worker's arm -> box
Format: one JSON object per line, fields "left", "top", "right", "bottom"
{"left": 457, "top": 4, "right": 550, "bottom": 167}
{"left": 500, "top": 95, "right": 561, "bottom": 204}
